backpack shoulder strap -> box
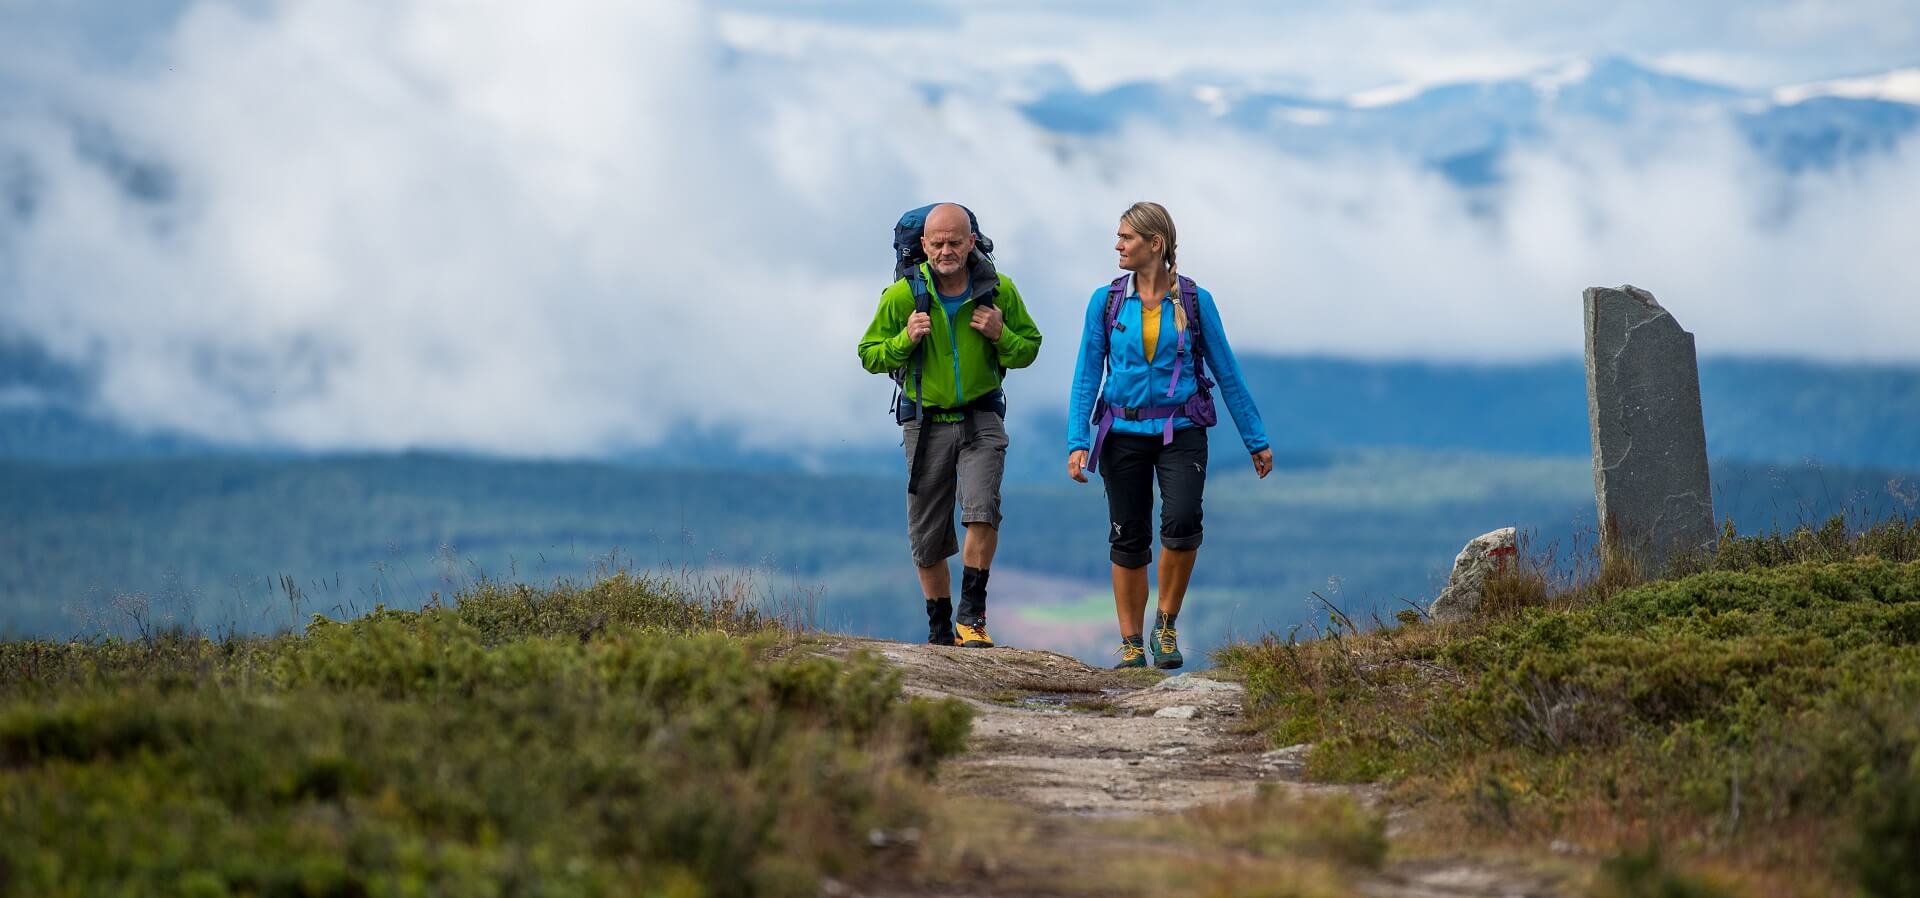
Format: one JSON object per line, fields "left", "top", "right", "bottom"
{"left": 907, "top": 267, "right": 932, "bottom": 314}
{"left": 1177, "top": 275, "right": 1203, "bottom": 351}
{"left": 1177, "top": 276, "right": 1213, "bottom": 389}
{"left": 1105, "top": 275, "right": 1128, "bottom": 332}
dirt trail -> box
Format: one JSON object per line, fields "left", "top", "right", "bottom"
{"left": 810, "top": 637, "right": 1570, "bottom": 898}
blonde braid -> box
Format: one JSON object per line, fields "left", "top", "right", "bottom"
{"left": 1166, "top": 233, "right": 1187, "bottom": 332}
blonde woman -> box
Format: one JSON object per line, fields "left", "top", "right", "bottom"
{"left": 1066, "top": 202, "right": 1273, "bottom": 669}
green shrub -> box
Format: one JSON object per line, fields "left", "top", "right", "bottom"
{"left": 1219, "top": 516, "right": 1920, "bottom": 889}
{"left": 1851, "top": 757, "right": 1920, "bottom": 898}
{"left": 1595, "top": 845, "right": 1732, "bottom": 898}
{"left": 0, "top": 577, "right": 969, "bottom": 898}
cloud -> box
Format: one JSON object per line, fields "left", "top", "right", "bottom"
{"left": 1, "top": 0, "right": 1917, "bottom": 458}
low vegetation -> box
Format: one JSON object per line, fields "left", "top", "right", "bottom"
{"left": 1220, "top": 515, "right": 1920, "bottom": 895}
{"left": 0, "top": 574, "right": 970, "bottom": 898}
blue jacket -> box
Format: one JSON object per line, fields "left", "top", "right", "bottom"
{"left": 1067, "top": 275, "right": 1270, "bottom": 456}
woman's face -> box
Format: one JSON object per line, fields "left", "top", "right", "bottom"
{"left": 1115, "top": 221, "right": 1161, "bottom": 272}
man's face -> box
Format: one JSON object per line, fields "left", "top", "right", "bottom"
{"left": 921, "top": 220, "right": 975, "bottom": 278}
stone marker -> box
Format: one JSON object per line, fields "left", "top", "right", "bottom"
{"left": 1429, "top": 527, "right": 1518, "bottom": 622}
{"left": 1584, "top": 285, "right": 1716, "bottom": 576}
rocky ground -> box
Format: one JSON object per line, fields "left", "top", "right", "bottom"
{"left": 806, "top": 637, "right": 1574, "bottom": 898}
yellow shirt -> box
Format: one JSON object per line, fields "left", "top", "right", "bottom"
{"left": 1140, "top": 295, "right": 1185, "bottom": 363}
{"left": 1142, "top": 302, "right": 1162, "bottom": 363}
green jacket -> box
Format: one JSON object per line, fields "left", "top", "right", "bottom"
{"left": 856, "top": 263, "right": 1043, "bottom": 410}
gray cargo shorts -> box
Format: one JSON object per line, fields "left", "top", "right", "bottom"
{"left": 901, "top": 410, "right": 1008, "bottom": 568}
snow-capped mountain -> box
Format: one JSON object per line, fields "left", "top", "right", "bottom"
{"left": 1013, "top": 56, "right": 1920, "bottom": 184}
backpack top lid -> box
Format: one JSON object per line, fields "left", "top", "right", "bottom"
{"left": 893, "top": 203, "right": 995, "bottom": 283}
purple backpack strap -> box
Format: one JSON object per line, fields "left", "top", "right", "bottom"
{"left": 1179, "top": 276, "right": 1203, "bottom": 369}
{"left": 1160, "top": 275, "right": 1202, "bottom": 399}
{"left": 1088, "top": 407, "right": 1115, "bottom": 473}
{"left": 1087, "top": 275, "right": 1130, "bottom": 473}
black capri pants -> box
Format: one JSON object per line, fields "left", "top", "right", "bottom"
{"left": 1099, "top": 427, "right": 1207, "bottom": 568}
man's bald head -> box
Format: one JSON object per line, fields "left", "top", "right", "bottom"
{"left": 925, "top": 203, "right": 971, "bottom": 234}
{"left": 921, "top": 204, "right": 976, "bottom": 282}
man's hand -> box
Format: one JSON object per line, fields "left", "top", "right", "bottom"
{"left": 1067, "top": 450, "right": 1090, "bottom": 483}
{"left": 1252, "top": 448, "right": 1274, "bottom": 479}
{"left": 905, "top": 311, "right": 932, "bottom": 344}
{"left": 971, "top": 305, "right": 1004, "bottom": 341}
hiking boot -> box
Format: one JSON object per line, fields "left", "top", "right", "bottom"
{"left": 954, "top": 619, "right": 995, "bottom": 648}
{"left": 1149, "top": 626, "right": 1183, "bottom": 670}
{"left": 926, "top": 597, "right": 956, "bottom": 646}
{"left": 1113, "top": 639, "right": 1148, "bottom": 669}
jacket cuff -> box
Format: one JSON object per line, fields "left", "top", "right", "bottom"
{"left": 888, "top": 329, "right": 917, "bottom": 363}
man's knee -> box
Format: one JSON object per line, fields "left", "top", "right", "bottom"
{"left": 960, "top": 508, "right": 1001, "bottom": 530}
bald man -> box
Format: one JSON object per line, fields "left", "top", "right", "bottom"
{"left": 857, "top": 204, "right": 1043, "bottom": 648}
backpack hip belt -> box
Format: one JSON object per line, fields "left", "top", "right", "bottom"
{"left": 1087, "top": 396, "right": 1209, "bottom": 473}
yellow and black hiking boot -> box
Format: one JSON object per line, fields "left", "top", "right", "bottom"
{"left": 954, "top": 619, "right": 995, "bottom": 648}
{"left": 1150, "top": 626, "right": 1184, "bottom": 670}
{"left": 1113, "top": 637, "right": 1148, "bottom": 669}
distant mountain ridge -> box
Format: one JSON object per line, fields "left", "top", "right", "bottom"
{"left": 6, "top": 338, "right": 1916, "bottom": 475}
{"left": 1010, "top": 56, "right": 1920, "bottom": 183}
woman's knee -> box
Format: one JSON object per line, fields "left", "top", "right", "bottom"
{"left": 1109, "top": 519, "right": 1152, "bottom": 568}
{"left": 1159, "top": 492, "right": 1204, "bottom": 547}
{"left": 1159, "top": 512, "right": 1203, "bottom": 549}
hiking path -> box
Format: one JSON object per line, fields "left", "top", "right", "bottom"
{"left": 808, "top": 637, "right": 1572, "bottom": 898}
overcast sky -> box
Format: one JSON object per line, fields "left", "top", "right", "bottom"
{"left": 0, "top": 0, "right": 1916, "bottom": 455}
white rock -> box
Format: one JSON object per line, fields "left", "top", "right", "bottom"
{"left": 1154, "top": 705, "right": 1202, "bottom": 720}
{"left": 1428, "top": 527, "right": 1519, "bottom": 622}
{"left": 1151, "top": 675, "right": 1242, "bottom": 693}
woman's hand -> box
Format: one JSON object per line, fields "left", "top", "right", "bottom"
{"left": 1068, "top": 450, "right": 1090, "bottom": 483}
{"left": 1251, "top": 448, "right": 1274, "bottom": 479}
